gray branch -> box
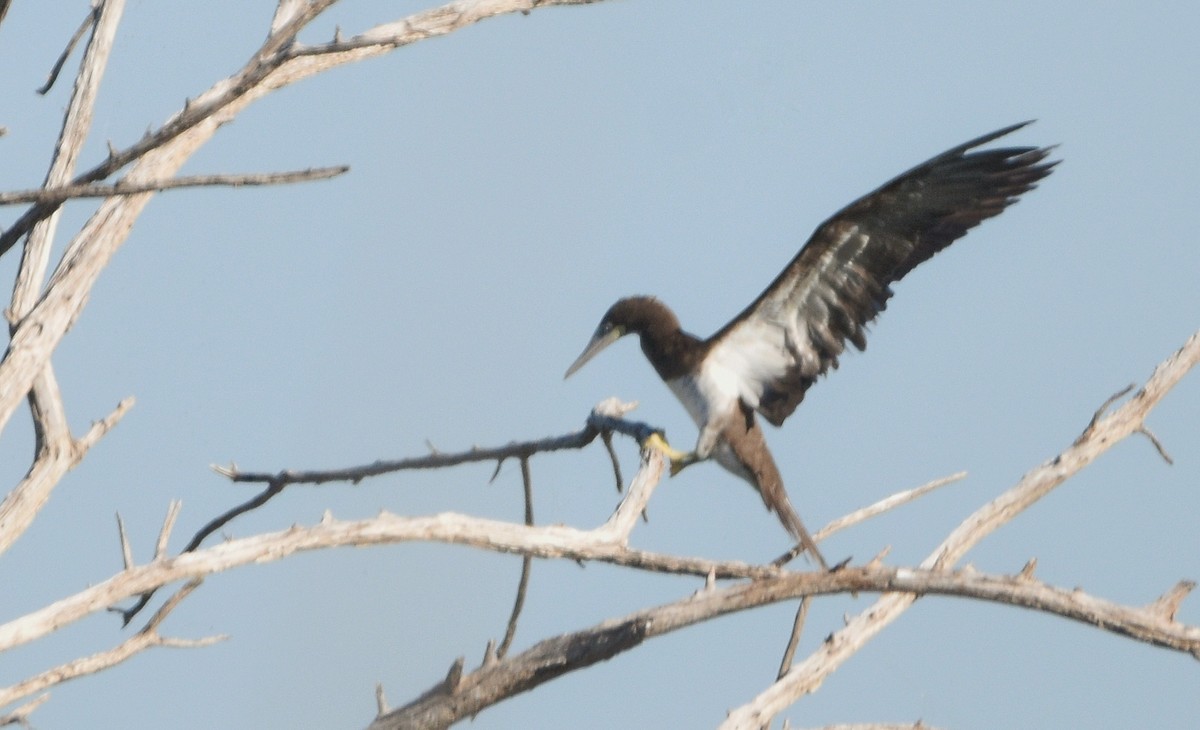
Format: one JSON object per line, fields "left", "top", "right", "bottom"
{"left": 0, "top": 166, "right": 349, "bottom": 206}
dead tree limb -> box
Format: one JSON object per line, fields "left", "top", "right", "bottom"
{"left": 369, "top": 565, "right": 1200, "bottom": 729}
{"left": 0, "top": 166, "right": 349, "bottom": 205}
{"left": 721, "top": 330, "right": 1200, "bottom": 729}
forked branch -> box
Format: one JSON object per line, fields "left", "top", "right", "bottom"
{"left": 721, "top": 330, "right": 1200, "bottom": 729}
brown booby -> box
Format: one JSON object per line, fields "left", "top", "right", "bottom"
{"left": 565, "top": 122, "right": 1057, "bottom": 569}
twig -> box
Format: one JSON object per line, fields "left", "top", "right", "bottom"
{"left": 213, "top": 406, "right": 658, "bottom": 488}
{"left": 600, "top": 430, "right": 623, "bottom": 492}
{"left": 497, "top": 458, "right": 535, "bottom": 659}
{"left": 1076, "top": 383, "right": 1134, "bottom": 445}
{"left": 773, "top": 471, "right": 968, "bottom": 566}
{"left": 36, "top": 4, "right": 98, "bottom": 95}
{"left": 0, "top": 693, "right": 49, "bottom": 727}
{"left": 0, "top": 580, "right": 221, "bottom": 709}
{"left": 776, "top": 597, "right": 810, "bottom": 679}
{"left": 115, "top": 513, "right": 133, "bottom": 570}
{"left": 375, "top": 683, "right": 390, "bottom": 716}
{"left": 1137, "top": 425, "right": 1174, "bottom": 464}
{"left": 155, "top": 501, "right": 181, "bottom": 559}
{"left": 114, "top": 479, "right": 287, "bottom": 625}
{"left": 0, "top": 166, "right": 350, "bottom": 206}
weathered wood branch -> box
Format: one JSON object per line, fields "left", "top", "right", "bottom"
{"left": 369, "top": 565, "right": 1200, "bottom": 729}
{"left": 0, "top": 580, "right": 221, "bottom": 710}
{"left": 0, "top": 0, "right": 619, "bottom": 450}
{"left": 0, "top": 166, "right": 349, "bottom": 205}
{"left": 721, "top": 329, "right": 1200, "bottom": 729}
{"left": 0, "top": 0, "right": 129, "bottom": 560}
{"left": 214, "top": 398, "right": 655, "bottom": 488}
{"left": 0, "top": 0, "right": 615, "bottom": 260}
{"left": 0, "top": 435, "right": 962, "bottom": 659}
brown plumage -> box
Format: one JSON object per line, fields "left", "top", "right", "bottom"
{"left": 566, "top": 122, "right": 1057, "bottom": 568}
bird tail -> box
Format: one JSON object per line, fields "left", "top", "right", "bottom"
{"left": 722, "top": 412, "right": 829, "bottom": 569}
{"left": 772, "top": 491, "right": 828, "bottom": 570}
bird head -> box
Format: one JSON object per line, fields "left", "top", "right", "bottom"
{"left": 565, "top": 297, "right": 682, "bottom": 379}
{"left": 564, "top": 300, "right": 633, "bottom": 379}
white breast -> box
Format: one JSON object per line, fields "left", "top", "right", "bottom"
{"left": 665, "top": 369, "right": 756, "bottom": 486}
{"left": 665, "top": 357, "right": 743, "bottom": 429}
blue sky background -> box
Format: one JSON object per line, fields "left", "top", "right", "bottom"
{"left": 0, "top": 2, "right": 1197, "bottom": 728}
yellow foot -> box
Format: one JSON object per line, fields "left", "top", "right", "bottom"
{"left": 642, "top": 433, "right": 696, "bottom": 477}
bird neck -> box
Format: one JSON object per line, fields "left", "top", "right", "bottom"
{"left": 624, "top": 298, "right": 704, "bottom": 381}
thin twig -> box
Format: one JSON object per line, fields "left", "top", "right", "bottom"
{"left": 773, "top": 471, "right": 968, "bottom": 566}
{"left": 777, "top": 596, "right": 810, "bottom": 679}
{"left": 498, "top": 458, "right": 535, "bottom": 659}
{"left": 0, "top": 580, "right": 221, "bottom": 709}
{"left": 0, "top": 166, "right": 350, "bottom": 206}
{"left": 600, "top": 430, "right": 623, "bottom": 492}
{"left": 154, "top": 501, "right": 181, "bottom": 559}
{"left": 37, "top": 5, "right": 98, "bottom": 95}
{"left": 1076, "top": 383, "right": 1134, "bottom": 445}
{"left": 0, "top": 693, "right": 50, "bottom": 727}
{"left": 115, "top": 479, "right": 286, "bottom": 625}
{"left": 115, "top": 513, "right": 133, "bottom": 570}
{"left": 1137, "top": 425, "right": 1174, "bottom": 464}
{"left": 214, "top": 406, "right": 656, "bottom": 488}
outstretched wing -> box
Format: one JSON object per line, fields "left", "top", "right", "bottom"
{"left": 707, "top": 121, "right": 1058, "bottom": 427}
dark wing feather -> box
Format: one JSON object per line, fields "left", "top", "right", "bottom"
{"left": 707, "top": 121, "right": 1058, "bottom": 427}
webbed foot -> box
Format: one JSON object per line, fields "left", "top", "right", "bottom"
{"left": 643, "top": 433, "right": 698, "bottom": 477}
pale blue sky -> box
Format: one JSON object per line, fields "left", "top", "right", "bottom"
{"left": 1, "top": 2, "right": 1197, "bottom": 728}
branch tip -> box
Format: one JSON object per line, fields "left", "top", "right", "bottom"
{"left": 444, "top": 657, "right": 465, "bottom": 694}
{"left": 115, "top": 512, "right": 133, "bottom": 570}
{"left": 155, "top": 500, "right": 182, "bottom": 559}
{"left": 1137, "top": 425, "right": 1174, "bottom": 464}
{"left": 1018, "top": 558, "right": 1038, "bottom": 580}
{"left": 866, "top": 545, "right": 892, "bottom": 568}
{"left": 1077, "top": 383, "right": 1136, "bottom": 444}
{"left": 375, "top": 683, "right": 389, "bottom": 716}
{"left": 0, "top": 693, "right": 50, "bottom": 726}
{"left": 1148, "top": 580, "right": 1197, "bottom": 622}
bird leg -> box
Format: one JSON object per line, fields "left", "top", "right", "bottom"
{"left": 643, "top": 433, "right": 697, "bottom": 476}
{"left": 670, "top": 423, "right": 723, "bottom": 477}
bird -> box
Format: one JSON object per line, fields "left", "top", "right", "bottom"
{"left": 564, "top": 121, "right": 1057, "bottom": 569}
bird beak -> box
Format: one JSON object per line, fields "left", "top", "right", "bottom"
{"left": 564, "top": 327, "right": 623, "bottom": 379}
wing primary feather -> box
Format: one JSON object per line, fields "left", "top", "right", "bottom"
{"left": 709, "top": 122, "right": 1057, "bottom": 427}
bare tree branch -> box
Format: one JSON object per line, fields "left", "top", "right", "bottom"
{"left": 0, "top": 0, "right": 128, "bottom": 560}
{"left": 773, "top": 471, "right": 967, "bottom": 567}
{"left": 0, "top": 580, "right": 222, "bottom": 709}
{"left": 0, "top": 693, "right": 50, "bottom": 727}
{"left": 0, "top": 166, "right": 349, "bottom": 205}
{"left": 213, "top": 401, "right": 660, "bottom": 489}
{"left": 497, "top": 457, "right": 535, "bottom": 659}
{"left": 721, "top": 330, "right": 1200, "bottom": 729}
{"left": 0, "top": 0, "right": 614, "bottom": 261}
{"left": 0, "top": 397, "right": 132, "bottom": 558}
{"left": 369, "top": 564, "right": 1200, "bottom": 729}
{"left": 36, "top": 4, "right": 97, "bottom": 95}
